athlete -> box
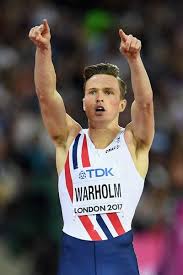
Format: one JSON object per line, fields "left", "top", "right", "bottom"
{"left": 29, "top": 19, "right": 154, "bottom": 275}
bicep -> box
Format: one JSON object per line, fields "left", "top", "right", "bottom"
{"left": 131, "top": 100, "right": 155, "bottom": 147}
{"left": 38, "top": 90, "right": 79, "bottom": 144}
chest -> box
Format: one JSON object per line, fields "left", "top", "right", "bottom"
{"left": 86, "top": 135, "right": 122, "bottom": 164}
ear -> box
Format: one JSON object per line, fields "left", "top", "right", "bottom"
{"left": 119, "top": 99, "right": 127, "bottom": 112}
{"left": 82, "top": 98, "right": 86, "bottom": 111}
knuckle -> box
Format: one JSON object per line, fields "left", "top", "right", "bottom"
{"left": 137, "top": 41, "right": 141, "bottom": 48}
{"left": 137, "top": 40, "right": 141, "bottom": 46}
{"left": 29, "top": 33, "right": 34, "bottom": 39}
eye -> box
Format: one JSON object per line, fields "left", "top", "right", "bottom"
{"left": 104, "top": 89, "right": 114, "bottom": 95}
{"left": 88, "top": 89, "right": 96, "bottom": 95}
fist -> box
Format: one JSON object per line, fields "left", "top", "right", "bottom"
{"left": 119, "top": 29, "right": 141, "bottom": 60}
{"left": 29, "top": 19, "right": 51, "bottom": 50}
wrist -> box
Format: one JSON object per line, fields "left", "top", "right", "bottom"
{"left": 126, "top": 55, "right": 143, "bottom": 70}
{"left": 127, "top": 54, "right": 141, "bottom": 64}
{"left": 36, "top": 43, "right": 52, "bottom": 55}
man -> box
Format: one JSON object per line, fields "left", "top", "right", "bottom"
{"left": 29, "top": 19, "right": 154, "bottom": 275}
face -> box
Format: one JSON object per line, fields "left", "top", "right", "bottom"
{"left": 83, "top": 74, "right": 126, "bottom": 123}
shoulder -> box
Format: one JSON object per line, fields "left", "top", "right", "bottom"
{"left": 123, "top": 123, "right": 150, "bottom": 179}
{"left": 55, "top": 126, "right": 83, "bottom": 175}
{"left": 124, "top": 122, "right": 137, "bottom": 149}
{"left": 65, "top": 124, "right": 84, "bottom": 151}
{"left": 124, "top": 122, "right": 152, "bottom": 153}
{"left": 55, "top": 120, "right": 82, "bottom": 155}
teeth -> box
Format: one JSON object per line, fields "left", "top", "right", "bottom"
{"left": 96, "top": 107, "right": 105, "bottom": 111}
{"left": 96, "top": 106, "right": 105, "bottom": 110}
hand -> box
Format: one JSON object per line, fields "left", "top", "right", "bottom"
{"left": 29, "top": 19, "right": 51, "bottom": 50}
{"left": 119, "top": 29, "right": 141, "bottom": 60}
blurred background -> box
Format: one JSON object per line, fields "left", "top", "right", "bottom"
{"left": 0, "top": 0, "right": 183, "bottom": 274}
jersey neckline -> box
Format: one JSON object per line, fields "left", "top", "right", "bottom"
{"left": 84, "top": 128, "right": 124, "bottom": 151}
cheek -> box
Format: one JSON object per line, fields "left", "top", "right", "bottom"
{"left": 110, "top": 99, "right": 121, "bottom": 109}
{"left": 84, "top": 98, "right": 92, "bottom": 108}
{"left": 83, "top": 98, "right": 94, "bottom": 113}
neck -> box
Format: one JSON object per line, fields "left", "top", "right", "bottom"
{"left": 88, "top": 116, "right": 119, "bottom": 129}
{"left": 87, "top": 122, "right": 121, "bottom": 149}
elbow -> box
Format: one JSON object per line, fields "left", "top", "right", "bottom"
{"left": 36, "top": 90, "right": 45, "bottom": 101}
{"left": 139, "top": 93, "right": 153, "bottom": 108}
{"left": 36, "top": 87, "right": 45, "bottom": 98}
{"left": 142, "top": 101, "right": 153, "bottom": 113}
{"left": 36, "top": 89, "right": 55, "bottom": 102}
{"left": 144, "top": 97, "right": 153, "bottom": 109}
{"left": 37, "top": 92, "right": 50, "bottom": 106}
{"left": 146, "top": 92, "right": 153, "bottom": 103}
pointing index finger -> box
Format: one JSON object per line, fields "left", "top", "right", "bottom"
{"left": 119, "top": 29, "right": 127, "bottom": 42}
{"left": 43, "top": 19, "right": 50, "bottom": 31}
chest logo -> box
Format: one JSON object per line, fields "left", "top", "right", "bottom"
{"left": 79, "top": 168, "right": 114, "bottom": 180}
{"left": 105, "top": 144, "right": 120, "bottom": 153}
{"left": 79, "top": 171, "right": 87, "bottom": 179}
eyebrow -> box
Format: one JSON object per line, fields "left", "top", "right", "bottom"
{"left": 87, "top": 87, "right": 115, "bottom": 91}
{"left": 103, "top": 87, "right": 115, "bottom": 90}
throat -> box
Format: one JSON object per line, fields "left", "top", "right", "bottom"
{"left": 88, "top": 127, "right": 121, "bottom": 149}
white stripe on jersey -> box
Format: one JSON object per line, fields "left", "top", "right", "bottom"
{"left": 89, "top": 215, "right": 108, "bottom": 240}
{"left": 75, "top": 133, "right": 84, "bottom": 169}
{"left": 100, "top": 214, "right": 119, "bottom": 237}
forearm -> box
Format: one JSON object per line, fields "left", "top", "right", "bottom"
{"left": 128, "top": 56, "right": 153, "bottom": 105}
{"left": 34, "top": 44, "right": 56, "bottom": 98}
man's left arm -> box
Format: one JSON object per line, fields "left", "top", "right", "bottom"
{"left": 119, "top": 29, "right": 154, "bottom": 148}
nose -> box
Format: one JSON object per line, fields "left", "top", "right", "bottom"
{"left": 96, "top": 92, "right": 104, "bottom": 103}
{"left": 96, "top": 99, "right": 104, "bottom": 103}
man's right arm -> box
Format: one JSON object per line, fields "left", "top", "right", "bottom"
{"left": 29, "top": 19, "right": 80, "bottom": 147}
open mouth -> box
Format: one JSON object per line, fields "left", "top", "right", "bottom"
{"left": 95, "top": 106, "right": 105, "bottom": 112}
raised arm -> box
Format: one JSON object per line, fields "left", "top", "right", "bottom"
{"left": 29, "top": 19, "right": 80, "bottom": 147}
{"left": 119, "top": 29, "right": 154, "bottom": 149}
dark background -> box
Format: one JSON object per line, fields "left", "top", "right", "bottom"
{"left": 0, "top": 0, "right": 183, "bottom": 274}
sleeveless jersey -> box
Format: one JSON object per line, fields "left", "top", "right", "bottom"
{"left": 58, "top": 128, "right": 144, "bottom": 241}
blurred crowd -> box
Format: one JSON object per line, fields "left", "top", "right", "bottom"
{"left": 0, "top": 0, "right": 183, "bottom": 274}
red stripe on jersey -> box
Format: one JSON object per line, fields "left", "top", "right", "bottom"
{"left": 107, "top": 213, "right": 125, "bottom": 235}
{"left": 80, "top": 134, "right": 102, "bottom": 240}
{"left": 65, "top": 153, "right": 73, "bottom": 201}
{"left": 65, "top": 145, "right": 101, "bottom": 240}
{"left": 82, "top": 134, "right": 91, "bottom": 167}
{"left": 81, "top": 133, "right": 125, "bottom": 238}
{"left": 79, "top": 216, "right": 102, "bottom": 241}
